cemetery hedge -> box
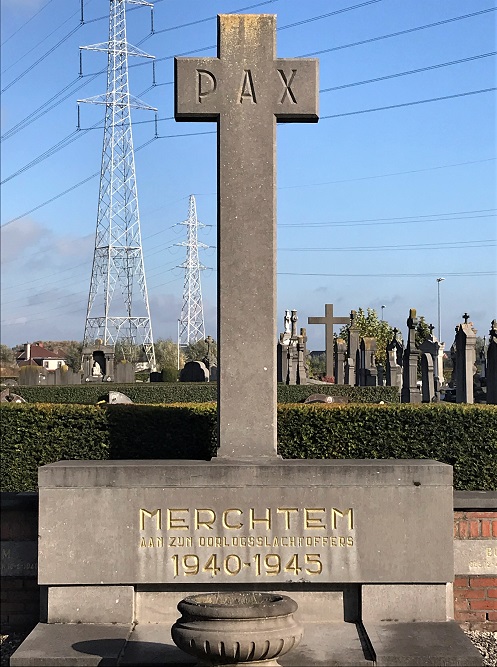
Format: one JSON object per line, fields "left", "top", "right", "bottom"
{"left": 5, "top": 383, "right": 399, "bottom": 404}
{"left": 1, "top": 402, "right": 495, "bottom": 492}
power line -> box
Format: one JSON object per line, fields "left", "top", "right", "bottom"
{"left": 277, "top": 271, "right": 496, "bottom": 278}
{"left": 279, "top": 240, "right": 496, "bottom": 252}
{"left": 1, "top": 0, "right": 56, "bottom": 47}
{"left": 320, "top": 88, "right": 497, "bottom": 120}
{"left": 1, "top": 23, "right": 83, "bottom": 94}
{"left": 280, "top": 211, "right": 497, "bottom": 228}
{"left": 299, "top": 7, "right": 497, "bottom": 58}
{"left": 320, "top": 52, "right": 496, "bottom": 93}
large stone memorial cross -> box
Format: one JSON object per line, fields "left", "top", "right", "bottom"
{"left": 175, "top": 14, "right": 318, "bottom": 457}
{"left": 308, "top": 303, "right": 349, "bottom": 377}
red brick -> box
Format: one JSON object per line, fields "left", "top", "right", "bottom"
{"left": 453, "top": 522, "right": 459, "bottom": 538}
{"left": 470, "top": 577, "right": 497, "bottom": 588}
{"left": 454, "top": 512, "right": 465, "bottom": 520}
{"left": 469, "top": 599, "right": 497, "bottom": 611}
{"left": 481, "top": 520, "right": 492, "bottom": 537}
{"left": 454, "top": 576, "right": 470, "bottom": 588}
{"left": 488, "top": 611, "right": 497, "bottom": 621}
{"left": 466, "top": 512, "right": 497, "bottom": 519}
{"left": 456, "top": 589, "right": 486, "bottom": 599}
{"left": 454, "top": 599, "right": 470, "bottom": 611}
{"left": 469, "top": 520, "right": 480, "bottom": 538}
{"left": 488, "top": 589, "right": 497, "bottom": 598}
{"left": 454, "top": 610, "right": 486, "bottom": 622}
{"left": 493, "top": 521, "right": 497, "bottom": 538}
{"left": 458, "top": 521, "right": 469, "bottom": 539}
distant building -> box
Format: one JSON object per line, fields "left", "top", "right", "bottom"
{"left": 16, "top": 343, "right": 66, "bottom": 371}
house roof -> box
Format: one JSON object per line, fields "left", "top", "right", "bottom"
{"left": 16, "top": 344, "right": 66, "bottom": 361}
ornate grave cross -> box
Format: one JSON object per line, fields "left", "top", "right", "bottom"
{"left": 175, "top": 15, "right": 318, "bottom": 458}
{"left": 307, "top": 304, "right": 349, "bottom": 377}
{"left": 462, "top": 313, "right": 470, "bottom": 324}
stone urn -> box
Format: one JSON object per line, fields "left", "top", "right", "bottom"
{"left": 171, "top": 592, "right": 303, "bottom": 666}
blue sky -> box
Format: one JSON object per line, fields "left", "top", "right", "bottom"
{"left": 1, "top": 0, "right": 496, "bottom": 353}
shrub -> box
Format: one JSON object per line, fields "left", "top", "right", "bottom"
{"left": 1, "top": 402, "right": 495, "bottom": 492}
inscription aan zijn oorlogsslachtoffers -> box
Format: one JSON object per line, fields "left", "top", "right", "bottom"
{"left": 139, "top": 506, "right": 355, "bottom": 578}
{"left": 197, "top": 68, "right": 299, "bottom": 105}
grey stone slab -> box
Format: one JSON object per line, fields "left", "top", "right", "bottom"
{"left": 47, "top": 585, "right": 134, "bottom": 624}
{"left": 38, "top": 459, "right": 453, "bottom": 488}
{"left": 121, "top": 624, "right": 195, "bottom": 665}
{"left": 453, "top": 490, "right": 497, "bottom": 510}
{"left": 38, "top": 461, "right": 453, "bottom": 586}
{"left": 281, "top": 622, "right": 374, "bottom": 666}
{"left": 366, "top": 621, "right": 484, "bottom": 666}
{"left": 1, "top": 540, "right": 37, "bottom": 577}
{"left": 10, "top": 623, "right": 132, "bottom": 667}
{"left": 454, "top": 539, "right": 497, "bottom": 575}
{"left": 362, "top": 584, "right": 452, "bottom": 623}
{"left": 121, "top": 622, "right": 373, "bottom": 666}
{"left": 175, "top": 14, "right": 318, "bottom": 459}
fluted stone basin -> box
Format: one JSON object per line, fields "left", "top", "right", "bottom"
{"left": 171, "top": 592, "right": 303, "bottom": 666}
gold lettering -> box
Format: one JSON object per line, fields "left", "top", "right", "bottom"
{"left": 239, "top": 69, "right": 257, "bottom": 103}
{"left": 249, "top": 508, "right": 271, "bottom": 530}
{"left": 140, "top": 508, "right": 162, "bottom": 531}
{"left": 167, "top": 509, "right": 189, "bottom": 530}
{"left": 195, "top": 508, "right": 216, "bottom": 530}
{"left": 157, "top": 537, "right": 163, "bottom": 548}
{"left": 331, "top": 508, "right": 354, "bottom": 530}
{"left": 305, "top": 508, "right": 326, "bottom": 530}
{"left": 222, "top": 509, "right": 243, "bottom": 529}
{"left": 277, "top": 507, "right": 298, "bottom": 530}
{"left": 140, "top": 537, "right": 147, "bottom": 547}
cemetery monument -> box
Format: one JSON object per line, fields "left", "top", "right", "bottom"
{"left": 12, "top": 14, "right": 482, "bottom": 667}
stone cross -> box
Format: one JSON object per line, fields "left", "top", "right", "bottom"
{"left": 308, "top": 303, "right": 349, "bottom": 377}
{"left": 175, "top": 15, "right": 318, "bottom": 458}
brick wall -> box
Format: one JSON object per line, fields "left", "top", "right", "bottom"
{"left": 0, "top": 493, "right": 40, "bottom": 630}
{"left": 453, "top": 496, "right": 497, "bottom": 632}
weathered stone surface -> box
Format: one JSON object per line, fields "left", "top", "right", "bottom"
{"left": 1, "top": 540, "right": 37, "bottom": 576}
{"left": 454, "top": 540, "right": 497, "bottom": 575}
{"left": 10, "top": 623, "right": 131, "bottom": 667}
{"left": 361, "top": 584, "right": 452, "bottom": 623}
{"left": 175, "top": 14, "right": 318, "bottom": 458}
{"left": 38, "top": 460, "right": 453, "bottom": 586}
{"left": 46, "top": 585, "right": 134, "bottom": 624}
{"left": 364, "top": 621, "right": 483, "bottom": 666}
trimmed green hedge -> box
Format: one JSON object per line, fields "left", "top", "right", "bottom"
{"left": 1, "top": 403, "right": 495, "bottom": 492}
{"left": 8, "top": 383, "right": 399, "bottom": 405}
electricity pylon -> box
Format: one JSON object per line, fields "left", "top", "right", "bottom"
{"left": 79, "top": 0, "right": 156, "bottom": 369}
{"left": 178, "top": 195, "right": 207, "bottom": 346}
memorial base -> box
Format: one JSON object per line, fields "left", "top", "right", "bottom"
{"left": 10, "top": 459, "right": 484, "bottom": 665}
{"left": 11, "top": 621, "right": 483, "bottom": 666}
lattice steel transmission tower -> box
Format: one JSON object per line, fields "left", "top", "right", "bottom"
{"left": 79, "top": 0, "right": 156, "bottom": 369}
{"left": 178, "top": 195, "right": 207, "bottom": 345}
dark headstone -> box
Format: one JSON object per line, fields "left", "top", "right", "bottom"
{"left": 179, "top": 360, "right": 209, "bottom": 382}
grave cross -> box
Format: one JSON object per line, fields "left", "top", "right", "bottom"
{"left": 307, "top": 304, "right": 349, "bottom": 377}
{"left": 462, "top": 313, "right": 470, "bottom": 324}
{"left": 175, "top": 15, "right": 318, "bottom": 458}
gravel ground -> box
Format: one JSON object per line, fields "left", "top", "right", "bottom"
{"left": 2, "top": 628, "right": 496, "bottom": 666}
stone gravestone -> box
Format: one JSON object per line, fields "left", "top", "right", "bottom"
{"left": 114, "top": 360, "right": 135, "bottom": 384}
{"left": 179, "top": 360, "right": 209, "bottom": 382}
{"left": 401, "top": 309, "right": 422, "bottom": 404}
{"left": 419, "top": 324, "right": 443, "bottom": 402}
{"left": 277, "top": 309, "right": 308, "bottom": 385}
{"left": 12, "top": 15, "right": 481, "bottom": 667}
{"left": 345, "top": 310, "right": 360, "bottom": 385}
{"left": 385, "top": 328, "right": 403, "bottom": 390}
{"left": 308, "top": 303, "right": 349, "bottom": 380}
{"left": 82, "top": 340, "right": 115, "bottom": 382}
{"left": 333, "top": 338, "right": 347, "bottom": 385}
{"left": 358, "top": 337, "right": 378, "bottom": 387}
{"left": 486, "top": 320, "right": 497, "bottom": 404}
{"left": 454, "top": 313, "right": 477, "bottom": 404}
